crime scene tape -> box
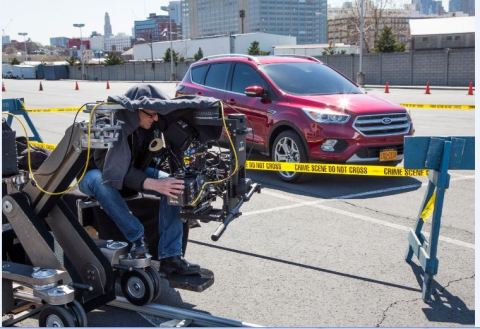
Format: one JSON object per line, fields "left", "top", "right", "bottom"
{"left": 400, "top": 103, "right": 474, "bottom": 110}
{"left": 420, "top": 191, "right": 436, "bottom": 222}
{"left": 25, "top": 107, "right": 80, "bottom": 113}
{"left": 27, "top": 143, "right": 428, "bottom": 177}
{"left": 246, "top": 160, "right": 428, "bottom": 177}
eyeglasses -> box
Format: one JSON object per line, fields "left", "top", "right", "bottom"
{"left": 140, "top": 110, "right": 158, "bottom": 119}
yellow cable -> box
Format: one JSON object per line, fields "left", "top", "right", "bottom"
{"left": 188, "top": 101, "right": 239, "bottom": 206}
{"left": 2, "top": 103, "right": 102, "bottom": 195}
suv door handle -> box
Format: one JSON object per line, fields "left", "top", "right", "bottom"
{"left": 226, "top": 98, "right": 236, "bottom": 105}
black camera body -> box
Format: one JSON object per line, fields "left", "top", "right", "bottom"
{"left": 150, "top": 107, "right": 261, "bottom": 240}
{"left": 167, "top": 172, "right": 205, "bottom": 207}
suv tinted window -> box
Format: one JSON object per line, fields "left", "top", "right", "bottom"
{"left": 231, "top": 63, "right": 267, "bottom": 93}
{"left": 262, "top": 62, "right": 362, "bottom": 95}
{"left": 191, "top": 64, "right": 209, "bottom": 84}
{"left": 204, "top": 63, "right": 230, "bottom": 89}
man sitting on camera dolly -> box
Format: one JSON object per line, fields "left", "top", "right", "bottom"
{"left": 79, "top": 84, "right": 203, "bottom": 276}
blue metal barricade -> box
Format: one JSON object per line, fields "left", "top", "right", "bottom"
{"left": 404, "top": 136, "right": 474, "bottom": 302}
{"left": 2, "top": 98, "right": 43, "bottom": 142}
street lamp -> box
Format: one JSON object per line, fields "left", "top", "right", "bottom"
{"left": 73, "top": 23, "right": 85, "bottom": 80}
{"left": 161, "top": 5, "right": 175, "bottom": 81}
{"left": 18, "top": 32, "right": 28, "bottom": 62}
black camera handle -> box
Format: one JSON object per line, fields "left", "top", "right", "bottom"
{"left": 211, "top": 182, "right": 261, "bottom": 241}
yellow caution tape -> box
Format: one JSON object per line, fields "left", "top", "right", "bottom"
{"left": 23, "top": 143, "right": 428, "bottom": 177}
{"left": 29, "top": 141, "right": 57, "bottom": 151}
{"left": 245, "top": 160, "right": 428, "bottom": 177}
{"left": 24, "top": 107, "right": 80, "bottom": 113}
{"left": 420, "top": 191, "right": 436, "bottom": 221}
{"left": 400, "top": 103, "right": 474, "bottom": 110}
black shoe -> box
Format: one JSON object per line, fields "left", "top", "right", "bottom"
{"left": 159, "top": 256, "right": 201, "bottom": 275}
{"left": 130, "top": 237, "right": 149, "bottom": 259}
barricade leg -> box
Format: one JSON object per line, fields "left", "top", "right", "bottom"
{"left": 405, "top": 182, "right": 435, "bottom": 263}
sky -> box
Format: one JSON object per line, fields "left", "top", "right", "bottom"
{"left": 1, "top": 0, "right": 451, "bottom": 45}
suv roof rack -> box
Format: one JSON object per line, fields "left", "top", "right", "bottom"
{"left": 274, "top": 55, "right": 322, "bottom": 63}
{"left": 201, "top": 54, "right": 259, "bottom": 63}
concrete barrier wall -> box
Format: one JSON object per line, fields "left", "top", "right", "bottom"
{"left": 317, "top": 48, "right": 474, "bottom": 86}
{"left": 66, "top": 48, "right": 473, "bottom": 86}
{"left": 68, "top": 62, "right": 191, "bottom": 82}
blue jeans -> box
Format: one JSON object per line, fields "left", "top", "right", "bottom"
{"left": 78, "top": 168, "right": 183, "bottom": 259}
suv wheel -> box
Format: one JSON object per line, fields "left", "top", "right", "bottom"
{"left": 272, "top": 131, "right": 307, "bottom": 183}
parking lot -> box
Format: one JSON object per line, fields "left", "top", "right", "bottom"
{"left": 2, "top": 79, "right": 475, "bottom": 327}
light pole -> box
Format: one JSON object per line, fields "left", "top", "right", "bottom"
{"left": 18, "top": 32, "right": 28, "bottom": 62}
{"left": 73, "top": 23, "right": 85, "bottom": 80}
{"left": 161, "top": 5, "right": 175, "bottom": 81}
{"left": 356, "top": 0, "right": 365, "bottom": 86}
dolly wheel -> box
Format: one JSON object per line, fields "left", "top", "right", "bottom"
{"left": 145, "top": 266, "right": 162, "bottom": 301}
{"left": 121, "top": 269, "right": 155, "bottom": 306}
{"left": 67, "top": 300, "right": 88, "bottom": 327}
{"left": 38, "top": 305, "right": 76, "bottom": 327}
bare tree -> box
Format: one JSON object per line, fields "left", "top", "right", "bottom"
{"left": 348, "top": 0, "right": 391, "bottom": 52}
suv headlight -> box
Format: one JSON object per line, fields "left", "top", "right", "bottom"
{"left": 302, "top": 108, "right": 350, "bottom": 124}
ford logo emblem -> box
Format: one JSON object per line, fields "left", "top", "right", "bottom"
{"left": 382, "top": 117, "right": 392, "bottom": 125}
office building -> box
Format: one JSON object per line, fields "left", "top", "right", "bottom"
{"left": 412, "top": 0, "right": 445, "bottom": 15}
{"left": 3, "top": 35, "right": 11, "bottom": 45}
{"left": 134, "top": 13, "right": 180, "bottom": 42}
{"left": 105, "top": 12, "right": 113, "bottom": 37}
{"left": 328, "top": 6, "right": 420, "bottom": 51}
{"left": 104, "top": 33, "right": 132, "bottom": 52}
{"left": 449, "top": 0, "right": 474, "bottom": 15}
{"left": 50, "top": 37, "right": 69, "bottom": 48}
{"left": 90, "top": 35, "right": 105, "bottom": 51}
{"left": 182, "top": 0, "right": 327, "bottom": 44}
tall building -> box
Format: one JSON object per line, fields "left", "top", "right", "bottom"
{"left": 104, "top": 33, "right": 132, "bottom": 52}
{"left": 3, "top": 35, "right": 11, "bottom": 45}
{"left": 182, "top": 0, "right": 328, "bottom": 44}
{"left": 50, "top": 37, "right": 69, "bottom": 48}
{"left": 169, "top": 1, "right": 182, "bottom": 24}
{"left": 104, "top": 12, "right": 113, "bottom": 37}
{"left": 328, "top": 5, "right": 423, "bottom": 51}
{"left": 449, "top": 0, "right": 475, "bottom": 15}
{"left": 412, "top": 0, "right": 445, "bottom": 15}
{"left": 134, "top": 13, "right": 180, "bottom": 42}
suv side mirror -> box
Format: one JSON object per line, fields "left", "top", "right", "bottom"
{"left": 244, "top": 85, "right": 265, "bottom": 98}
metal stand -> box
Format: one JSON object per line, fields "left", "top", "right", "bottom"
{"left": 404, "top": 136, "right": 474, "bottom": 302}
{"left": 2, "top": 98, "right": 43, "bottom": 142}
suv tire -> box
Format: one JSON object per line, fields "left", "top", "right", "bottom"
{"left": 272, "top": 130, "right": 308, "bottom": 183}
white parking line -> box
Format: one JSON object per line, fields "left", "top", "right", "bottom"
{"left": 252, "top": 178, "right": 474, "bottom": 250}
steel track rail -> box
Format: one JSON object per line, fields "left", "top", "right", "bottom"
{"left": 109, "top": 297, "right": 263, "bottom": 327}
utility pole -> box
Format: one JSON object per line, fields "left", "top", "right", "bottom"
{"left": 356, "top": 0, "right": 365, "bottom": 86}
{"left": 18, "top": 32, "right": 28, "bottom": 62}
{"left": 161, "top": 5, "right": 175, "bottom": 81}
{"left": 73, "top": 23, "right": 86, "bottom": 80}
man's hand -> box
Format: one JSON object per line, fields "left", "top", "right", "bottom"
{"left": 143, "top": 177, "right": 184, "bottom": 198}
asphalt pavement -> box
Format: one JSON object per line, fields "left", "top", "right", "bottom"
{"left": 2, "top": 79, "right": 475, "bottom": 327}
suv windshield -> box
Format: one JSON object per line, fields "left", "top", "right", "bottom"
{"left": 262, "top": 62, "right": 362, "bottom": 95}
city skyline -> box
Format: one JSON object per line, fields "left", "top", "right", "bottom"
{"left": 1, "top": 0, "right": 454, "bottom": 45}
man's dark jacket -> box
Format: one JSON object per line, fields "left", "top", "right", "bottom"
{"left": 90, "top": 84, "right": 218, "bottom": 191}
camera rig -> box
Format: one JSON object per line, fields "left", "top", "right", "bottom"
{"left": 2, "top": 98, "right": 261, "bottom": 326}
{"left": 142, "top": 102, "right": 262, "bottom": 240}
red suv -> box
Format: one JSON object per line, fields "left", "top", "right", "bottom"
{"left": 176, "top": 54, "right": 413, "bottom": 182}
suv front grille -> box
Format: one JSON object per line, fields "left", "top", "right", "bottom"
{"left": 353, "top": 113, "right": 410, "bottom": 136}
